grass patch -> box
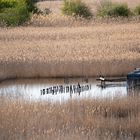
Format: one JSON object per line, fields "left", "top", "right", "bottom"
{"left": 97, "top": 0, "right": 132, "bottom": 17}
{"left": 62, "top": 0, "right": 92, "bottom": 19}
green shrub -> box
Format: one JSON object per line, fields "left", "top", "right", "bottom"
{"left": 0, "top": 0, "right": 39, "bottom": 26}
{"left": 23, "top": 0, "right": 38, "bottom": 13}
{"left": 97, "top": 0, "right": 131, "bottom": 17}
{"left": 109, "top": 4, "right": 131, "bottom": 17}
{"left": 62, "top": 0, "right": 92, "bottom": 19}
{"left": 0, "top": 8, "right": 29, "bottom": 26}
{"left": 134, "top": 4, "right": 140, "bottom": 15}
{"left": 0, "top": 0, "right": 17, "bottom": 9}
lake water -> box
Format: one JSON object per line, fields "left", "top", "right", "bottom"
{"left": 0, "top": 78, "right": 127, "bottom": 103}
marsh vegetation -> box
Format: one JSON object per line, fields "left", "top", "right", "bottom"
{"left": 0, "top": 21, "right": 140, "bottom": 79}
{"left": 0, "top": 97, "right": 140, "bottom": 140}
{"left": 0, "top": 1, "right": 140, "bottom": 140}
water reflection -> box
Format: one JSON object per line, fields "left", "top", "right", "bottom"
{"left": 0, "top": 78, "right": 127, "bottom": 103}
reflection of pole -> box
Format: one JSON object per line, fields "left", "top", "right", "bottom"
{"left": 78, "top": 83, "right": 81, "bottom": 96}
{"left": 101, "top": 80, "right": 105, "bottom": 88}
{"left": 70, "top": 85, "right": 73, "bottom": 98}
{"left": 70, "top": 92, "right": 72, "bottom": 98}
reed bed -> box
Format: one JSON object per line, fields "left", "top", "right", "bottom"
{"left": 0, "top": 21, "right": 140, "bottom": 80}
{"left": 0, "top": 96, "right": 140, "bottom": 140}
{"left": 1, "top": 0, "right": 140, "bottom": 79}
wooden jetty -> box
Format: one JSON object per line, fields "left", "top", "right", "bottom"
{"left": 96, "top": 77, "right": 126, "bottom": 88}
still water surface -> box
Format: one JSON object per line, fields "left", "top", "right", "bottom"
{"left": 0, "top": 78, "right": 127, "bottom": 103}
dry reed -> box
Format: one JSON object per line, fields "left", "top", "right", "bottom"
{"left": 0, "top": 96, "right": 140, "bottom": 140}
{"left": 0, "top": 21, "right": 140, "bottom": 80}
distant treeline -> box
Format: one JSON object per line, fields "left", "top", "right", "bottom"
{"left": 1, "top": 0, "right": 140, "bottom": 26}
